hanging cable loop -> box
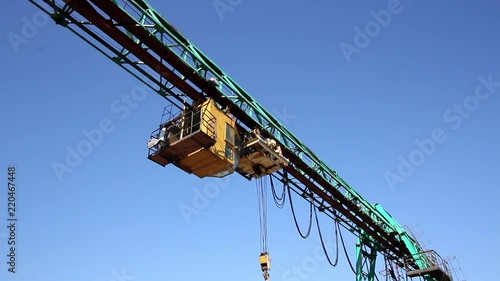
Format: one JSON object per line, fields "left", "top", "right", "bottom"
{"left": 287, "top": 183, "right": 313, "bottom": 239}
{"left": 338, "top": 221, "right": 357, "bottom": 274}
{"left": 314, "top": 206, "right": 339, "bottom": 267}
{"left": 270, "top": 175, "right": 286, "bottom": 209}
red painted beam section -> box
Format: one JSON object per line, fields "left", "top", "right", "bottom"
{"left": 84, "top": 0, "right": 266, "bottom": 129}
{"left": 64, "top": 0, "right": 205, "bottom": 104}
{"left": 87, "top": 0, "right": 215, "bottom": 97}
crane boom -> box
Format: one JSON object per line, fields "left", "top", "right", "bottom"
{"left": 28, "top": 0, "right": 456, "bottom": 280}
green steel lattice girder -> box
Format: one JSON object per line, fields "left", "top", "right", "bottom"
{"left": 28, "top": 0, "right": 446, "bottom": 279}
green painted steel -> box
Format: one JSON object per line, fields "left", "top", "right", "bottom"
{"left": 356, "top": 232, "right": 378, "bottom": 281}
{"left": 28, "top": 1, "right": 452, "bottom": 280}
{"left": 374, "top": 204, "right": 430, "bottom": 269}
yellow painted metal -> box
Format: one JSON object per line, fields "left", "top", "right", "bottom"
{"left": 178, "top": 99, "right": 237, "bottom": 178}
{"left": 259, "top": 252, "right": 271, "bottom": 271}
{"left": 237, "top": 132, "right": 289, "bottom": 178}
{"left": 238, "top": 151, "right": 283, "bottom": 178}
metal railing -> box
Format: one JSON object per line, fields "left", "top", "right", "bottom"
{"left": 405, "top": 250, "right": 452, "bottom": 279}
{"left": 148, "top": 105, "right": 216, "bottom": 158}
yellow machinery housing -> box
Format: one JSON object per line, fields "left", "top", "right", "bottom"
{"left": 147, "top": 99, "right": 238, "bottom": 178}
{"left": 237, "top": 130, "right": 289, "bottom": 179}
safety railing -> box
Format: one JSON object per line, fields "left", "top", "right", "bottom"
{"left": 147, "top": 105, "right": 216, "bottom": 158}
{"left": 405, "top": 250, "right": 452, "bottom": 280}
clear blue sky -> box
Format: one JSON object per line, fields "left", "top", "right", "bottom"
{"left": 1, "top": 0, "right": 499, "bottom": 281}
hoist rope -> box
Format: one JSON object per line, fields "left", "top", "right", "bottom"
{"left": 257, "top": 177, "right": 268, "bottom": 253}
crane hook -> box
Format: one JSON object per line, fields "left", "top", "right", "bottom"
{"left": 260, "top": 252, "right": 271, "bottom": 281}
